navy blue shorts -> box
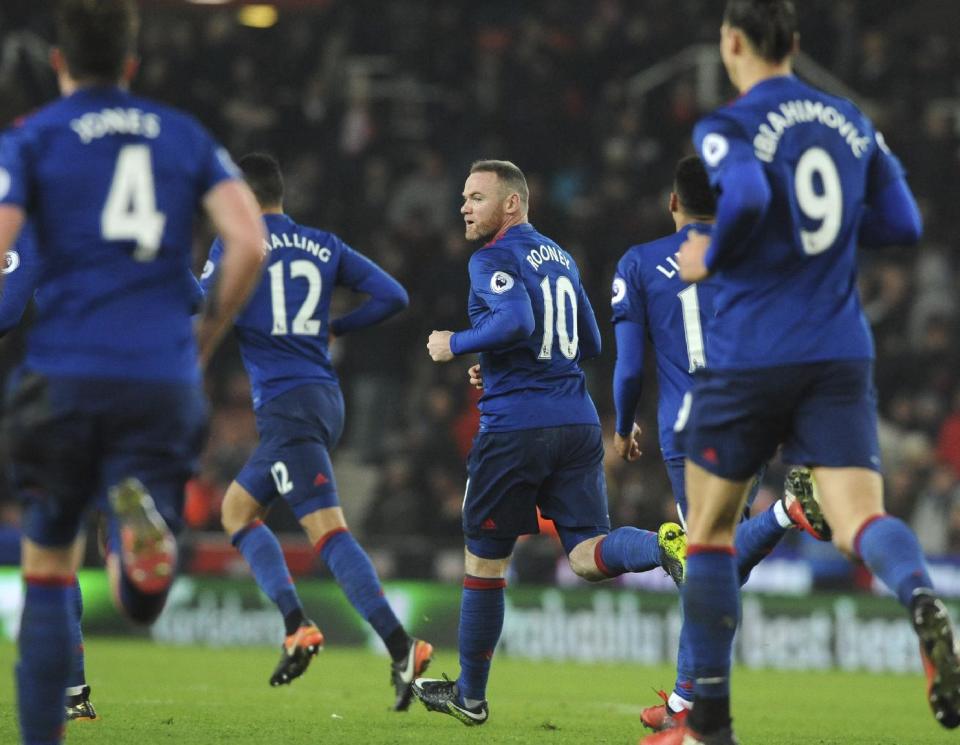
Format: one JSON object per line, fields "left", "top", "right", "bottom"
{"left": 664, "top": 457, "right": 763, "bottom": 526}
{"left": 463, "top": 424, "right": 610, "bottom": 547}
{"left": 5, "top": 370, "right": 206, "bottom": 548}
{"left": 677, "top": 360, "right": 881, "bottom": 481}
{"left": 237, "top": 383, "right": 343, "bottom": 520}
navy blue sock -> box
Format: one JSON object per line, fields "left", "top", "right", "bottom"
{"left": 232, "top": 520, "right": 303, "bottom": 627}
{"left": 66, "top": 578, "right": 85, "bottom": 692}
{"left": 457, "top": 576, "right": 506, "bottom": 702}
{"left": 856, "top": 515, "right": 933, "bottom": 607}
{"left": 684, "top": 546, "right": 739, "bottom": 735}
{"left": 734, "top": 508, "right": 787, "bottom": 585}
{"left": 596, "top": 527, "right": 660, "bottom": 577}
{"left": 317, "top": 529, "right": 402, "bottom": 642}
{"left": 18, "top": 578, "right": 74, "bottom": 745}
{"left": 674, "top": 586, "right": 695, "bottom": 704}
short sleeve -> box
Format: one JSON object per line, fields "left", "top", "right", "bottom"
{"left": 193, "top": 123, "right": 241, "bottom": 197}
{"left": 0, "top": 125, "right": 34, "bottom": 209}
{"left": 693, "top": 113, "right": 755, "bottom": 190}
{"left": 866, "top": 130, "right": 907, "bottom": 201}
{"left": 199, "top": 238, "right": 224, "bottom": 294}
{"left": 611, "top": 251, "right": 646, "bottom": 327}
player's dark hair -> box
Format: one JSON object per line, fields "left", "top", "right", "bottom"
{"left": 674, "top": 156, "right": 716, "bottom": 219}
{"left": 470, "top": 159, "right": 529, "bottom": 208}
{"left": 55, "top": 0, "right": 139, "bottom": 83}
{"left": 238, "top": 152, "right": 284, "bottom": 208}
{"left": 724, "top": 0, "right": 797, "bottom": 63}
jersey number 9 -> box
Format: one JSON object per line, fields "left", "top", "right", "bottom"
{"left": 795, "top": 147, "right": 843, "bottom": 256}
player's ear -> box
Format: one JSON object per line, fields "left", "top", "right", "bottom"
{"left": 122, "top": 55, "right": 140, "bottom": 84}
{"left": 504, "top": 192, "right": 520, "bottom": 215}
{"left": 49, "top": 47, "right": 66, "bottom": 75}
{"left": 669, "top": 192, "right": 679, "bottom": 215}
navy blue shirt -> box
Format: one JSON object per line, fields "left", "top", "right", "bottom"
{"left": 0, "top": 86, "right": 237, "bottom": 382}
{"left": 450, "top": 223, "right": 601, "bottom": 433}
{"left": 693, "top": 75, "right": 906, "bottom": 369}
{"left": 612, "top": 224, "right": 717, "bottom": 461}
{"left": 202, "top": 213, "right": 407, "bottom": 409}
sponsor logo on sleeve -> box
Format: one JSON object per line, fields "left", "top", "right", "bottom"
{"left": 201, "top": 260, "right": 214, "bottom": 280}
{"left": 2, "top": 250, "right": 19, "bottom": 274}
{"left": 490, "top": 271, "right": 514, "bottom": 294}
{"left": 701, "top": 133, "right": 729, "bottom": 168}
{"left": 611, "top": 276, "right": 626, "bottom": 305}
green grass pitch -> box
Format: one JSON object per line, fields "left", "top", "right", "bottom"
{"left": 0, "top": 638, "right": 953, "bottom": 744}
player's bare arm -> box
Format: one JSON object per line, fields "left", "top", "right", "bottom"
{"left": 0, "top": 205, "right": 26, "bottom": 285}
{"left": 677, "top": 229, "right": 711, "bottom": 283}
{"left": 427, "top": 330, "right": 455, "bottom": 362}
{"left": 197, "top": 179, "right": 266, "bottom": 367}
{"left": 613, "top": 423, "right": 643, "bottom": 462}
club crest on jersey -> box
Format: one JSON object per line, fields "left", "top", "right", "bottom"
{"left": 490, "top": 271, "right": 514, "bottom": 294}
{"left": 2, "top": 250, "right": 19, "bottom": 274}
{"left": 701, "top": 133, "right": 729, "bottom": 168}
{"left": 611, "top": 276, "right": 626, "bottom": 304}
{"left": 0, "top": 167, "right": 10, "bottom": 201}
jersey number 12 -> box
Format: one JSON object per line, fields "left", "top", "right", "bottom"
{"left": 268, "top": 259, "right": 322, "bottom": 335}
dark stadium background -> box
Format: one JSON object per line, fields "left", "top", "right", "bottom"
{"left": 0, "top": 0, "right": 959, "bottom": 594}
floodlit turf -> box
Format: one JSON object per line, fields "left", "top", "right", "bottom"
{"left": 0, "top": 638, "right": 954, "bottom": 744}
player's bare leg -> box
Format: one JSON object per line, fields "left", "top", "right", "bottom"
{"left": 814, "top": 466, "right": 960, "bottom": 728}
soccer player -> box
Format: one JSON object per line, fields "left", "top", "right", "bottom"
{"left": 613, "top": 155, "right": 819, "bottom": 731}
{"left": 642, "top": 2, "right": 960, "bottom": 744}
{"left": 205, "top": 152, "right": 432, "bottom": 708}
{"left": 413, "top": 159, "right": 686, "bottom": 726}
{"left": 0, "top": 2, "right": 266, "bottom": 743}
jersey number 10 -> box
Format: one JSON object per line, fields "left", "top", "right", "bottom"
{"left": 537, "top": 275, "right": 579, "bottom": 360}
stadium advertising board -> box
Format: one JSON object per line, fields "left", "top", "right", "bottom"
{"left": 0, "top": 569, "right": 945, "bottom": 674}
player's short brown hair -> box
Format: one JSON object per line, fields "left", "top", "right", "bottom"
{"left": 470, "top": 160, "right": 529, "bottom": 208}
{"left": 56, "top": 0, "right": 139, "bottom": 82}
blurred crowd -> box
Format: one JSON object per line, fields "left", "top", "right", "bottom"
{"left": 1, "top": 0, "right": 960, "bottom": 574}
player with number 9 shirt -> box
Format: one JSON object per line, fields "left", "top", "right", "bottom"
{"left": 645, "top": 1, "right": 960, "bottom": 744}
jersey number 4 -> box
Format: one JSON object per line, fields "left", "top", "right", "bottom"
{"left": 537, "top": 275, "right": 579, "bottom": 360}
{"left": 268, "top": 259, "right": 322, "bottom": 335}
{"left": 101, "top": 145, "right": 167, "bottom": 261}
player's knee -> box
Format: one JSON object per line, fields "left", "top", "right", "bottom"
{"left": 220, "top": 486, "right": 261, "bottom": 536}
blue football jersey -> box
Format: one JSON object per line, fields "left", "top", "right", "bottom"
{"left": 612, "top": 223, "right": 717, "bottom": 460}
{"left": 0, "top": 220, "right": 41, "bottom": 334}
{"left": 0, "top": 86, "right": 238, "bottom": 382}
{"left": 694, "top": 75, "right": 905, "bottom": 369}
{"left": 450, "top": 223, "right": 601, "bottom": 433}
{"left": 202, "top": 212, "right": 403, "bottom": 409}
